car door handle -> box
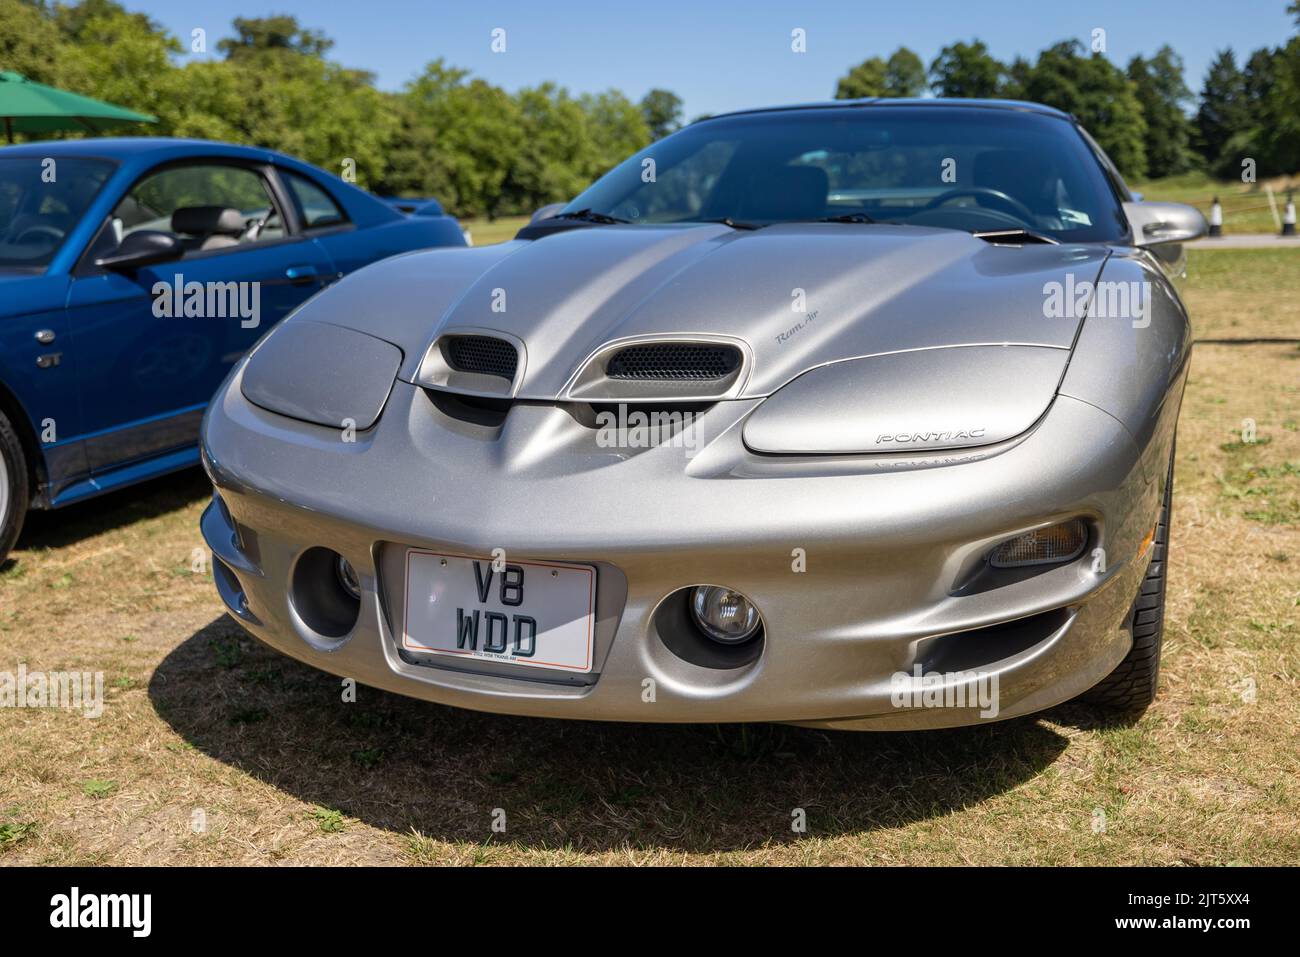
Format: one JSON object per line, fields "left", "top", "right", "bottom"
{"left": 285, "top": 264, "right": 321, "bottom": 284}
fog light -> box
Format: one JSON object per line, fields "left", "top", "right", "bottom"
{"left": 989, "top": 519, "right": 1088, "bottom": 568}
{"left": 690, "top": 585, "right": 761, "bottom": 644}
{"left": 335, "top": 555, "right": 362, "bottom": 599}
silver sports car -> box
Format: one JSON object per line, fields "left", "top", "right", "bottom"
{"left": 200, "top": 99, "right": 1206, "bottom": 730}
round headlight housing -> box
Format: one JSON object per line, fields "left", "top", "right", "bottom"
{"left": 689, "top": 585, "right": 762, "bottom": 644}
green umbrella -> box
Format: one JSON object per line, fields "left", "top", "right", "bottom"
{"left": 0, "top": 71, "right": 157, "bottom": 143}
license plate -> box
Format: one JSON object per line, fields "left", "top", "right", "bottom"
{"left": 401, "top": 550, "right": 597, "bottom": 673}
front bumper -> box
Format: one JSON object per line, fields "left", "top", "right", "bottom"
{"left": 200, "top": 367, "right": 1163, "bottom": 730}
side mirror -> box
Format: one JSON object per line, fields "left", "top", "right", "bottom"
{"left": 530, "top": 202, "right": 567, "bottom": 224}
{"left": 1123, "top": 201, "right": 1207, "bottom": 247}
{"left": 94, "top": 230, "right": 184, "bottom": 271}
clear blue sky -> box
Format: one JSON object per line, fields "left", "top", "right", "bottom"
{"left": 127, "top": 0, "right": 1296, "bottom": 118}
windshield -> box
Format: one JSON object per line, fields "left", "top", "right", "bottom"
{"left": 564, "top": 106, "right": 1128, "bottom": 242}
{"left": 0, "top": 157, "right": 116, "bottom": 269}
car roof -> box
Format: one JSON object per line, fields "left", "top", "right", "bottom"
{"left": 704, "top": 98, "right": 1073, "bottom": 122}
{"left": 0, "top": 136, "right": 300, "bottom": 164}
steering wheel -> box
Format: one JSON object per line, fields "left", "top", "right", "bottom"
{"left": 12, "top": 224, "right": 65, "bottom": 245}
{"left": 921, "top": 187, "right": 1037, "bottom": 224}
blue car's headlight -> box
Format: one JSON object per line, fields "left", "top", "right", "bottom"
{"left": 240, "top": 320, "right": 403, "bottom": 430}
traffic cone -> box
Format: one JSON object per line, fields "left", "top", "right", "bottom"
{"left": 1209, "top": 196, "right": 1223, "bottom": 237}
{"left": 1283, "top": 192, "right": 1296, "bottom": 237}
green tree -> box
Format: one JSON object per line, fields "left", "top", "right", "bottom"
{"left": 1001, "top": 56, "right": 1034, "bottom": 99}
{"left": 390, "top": 60, "right": 523, "bottom": 218}
{"left": 835, "top": 56, "right": 888, "bottom": 98}
{"left": 1244, "top": 8, "right": 1300, "bottom": 177}
{"left": 503, "top": 82, "right": 599, "bottom": 212}
{"left": 586, "top": 90, "right": 652, "bottom": 171}
{"left": 1196, "top": 49, "right": 1249, "bottom": 171}
{"left": 885, "top": 47, "right": 927, "bottom": 96}
{"left": 639, "top": 88, "right": 683, "bottom": 141}
{"left": 1018, "top": 40, "right": 1148, "bottom": 179}
{"left": 217, "top": 15, "right": 333, "bottom": 60}
{"left": 0, "top": 0, "right": 68, "bottom": 86}
{"left": 53, "top": 0, "right": 181, "bottom": 125}
{"left": 929, "top": 40, "right": 1004, "bottom": 98}
{"left": 1127, "top": 46, "right": 1197, "bottom": 177}
{"left": 836, "top": 47, "right": 927, "bottom": 98}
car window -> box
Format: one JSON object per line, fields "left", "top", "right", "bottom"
{"left": 0, "top": 157, "right": 116, "bottom": 269}
{"left": 608, "top": 140, "right": 737, "bottom": 223}
{"left": 88, "top": 163, "right": 285, "bottom": 263}
{"left": 281, "top": 170, "right": 348, "bottom": 229}
{"left": 567, "top": 107, "right": 1128, "bottom": 243}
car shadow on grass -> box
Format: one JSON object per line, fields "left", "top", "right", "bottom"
{"left": 13, "top": 467, "right": 211, "bottom": 555}
{"left": 150, "top": 614, "right": 1073, "bottom": 855}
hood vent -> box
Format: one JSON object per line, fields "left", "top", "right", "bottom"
{"left": 413, "top": 331, "right": 525, "bottom": 399}
{"left": 446, "top": 335, "right": 519, "bottom": 381}
{"left": 606, "top": 343, "right": 741, "bottom": 381}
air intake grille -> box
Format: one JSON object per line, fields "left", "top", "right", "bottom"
{"left": 445, "top": 335, "right": 518, "bottom": 381}
{"left": 606, "top": 343, "right": 741, "bottom": 381}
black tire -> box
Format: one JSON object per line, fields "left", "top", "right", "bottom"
{"left": 1082, "top": 452, "right": 1174, "bottom": 711}
{"left": 0, "top": 408, "right": 30, "bottom": 567}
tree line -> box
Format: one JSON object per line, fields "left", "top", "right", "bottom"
{"left": 835, "top": 6, "right": 1300, "bottom": 182}
{"left": 3, "top": 0, "right": 1297, "bottom": 220}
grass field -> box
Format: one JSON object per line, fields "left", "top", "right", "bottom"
{"left": 1, "top": 248, "right": 1296, "bottom": 865}
{"left": 463, "top": 216, "right": 529, "bottom": 246}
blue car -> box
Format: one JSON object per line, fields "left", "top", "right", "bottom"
{"left": 0, "top": 138, "right": 465, "bottom": 563}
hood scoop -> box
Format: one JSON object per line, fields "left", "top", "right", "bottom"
{"left": 414, "top": 331, "right": 527, "bottom": 398}
{"left": 564, "top": 337, "right": 751, "bottom": 402}
{"left": 606, "top": 342, "right": 742, "bottom": 381}
{"left": 445, "top": 334, "right": 519, "bottom": 381}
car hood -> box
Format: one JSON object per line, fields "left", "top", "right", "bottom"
{"left": 309, "top": 223, "right": 1109, "bottom": 400}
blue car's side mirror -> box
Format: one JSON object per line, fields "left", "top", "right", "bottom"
{"left": 94, "top": 230, "right": 184, "bottom": 271}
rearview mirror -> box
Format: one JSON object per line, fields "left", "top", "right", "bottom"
{"left": 95, "top": 230, "right": 184, "bottom": 271}
{"left": 1123, "top": 201, "right": 1207, "bottom": 247}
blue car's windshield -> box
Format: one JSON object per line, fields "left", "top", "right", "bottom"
{"left": 0, "top": 157, "right": 116, "bottom": 269}
{"left": 564, "top": 106, "right": 1128, "bottom": 242}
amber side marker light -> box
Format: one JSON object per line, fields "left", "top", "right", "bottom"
{"left": 989, "top": 519, "right": 1088, "bottom": 568}
{"left": 1137, "top": 521, "right": 1158, "bottom": 560}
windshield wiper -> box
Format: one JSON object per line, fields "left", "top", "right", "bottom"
{"left": 971, "top": 228, "right": 1059, "bottom": 245}
{"left": 813, "top": 212, "right": 877, "bottom": 224}
{"left": 552, "top": 208, "right": 630, "bottom": 225}
{"left": 692, "top": 217, "right": 762, "bottom": 230}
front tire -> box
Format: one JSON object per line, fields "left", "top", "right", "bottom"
{"left": 1083, "top": 452, "right": 1174, "bottom": 711}
{"left": 0, "top": 408, "right": 30, "bottom": 567}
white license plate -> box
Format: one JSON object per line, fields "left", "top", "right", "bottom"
{"left": 401, "top": 550, "right": 597, "bottom": 673}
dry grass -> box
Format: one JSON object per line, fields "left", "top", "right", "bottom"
{"left": 1, "top": 252, "right": 1297, "bottom": 866}
{"left": 1183, "top": 249, "right": 1300, "bottom": 341}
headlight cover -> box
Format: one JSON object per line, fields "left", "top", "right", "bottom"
{"left": 240, "top": 319, "right": 402, "bottom": 430}
{"left": 742, "top": 345, "right": 1068, "bottom": 455}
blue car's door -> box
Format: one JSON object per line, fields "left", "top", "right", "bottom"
{"left": 64, "top": 161, "right": 333, "bottom": 473}
{"left": 0, "top": 274, "right": 87, "bottom": 498}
